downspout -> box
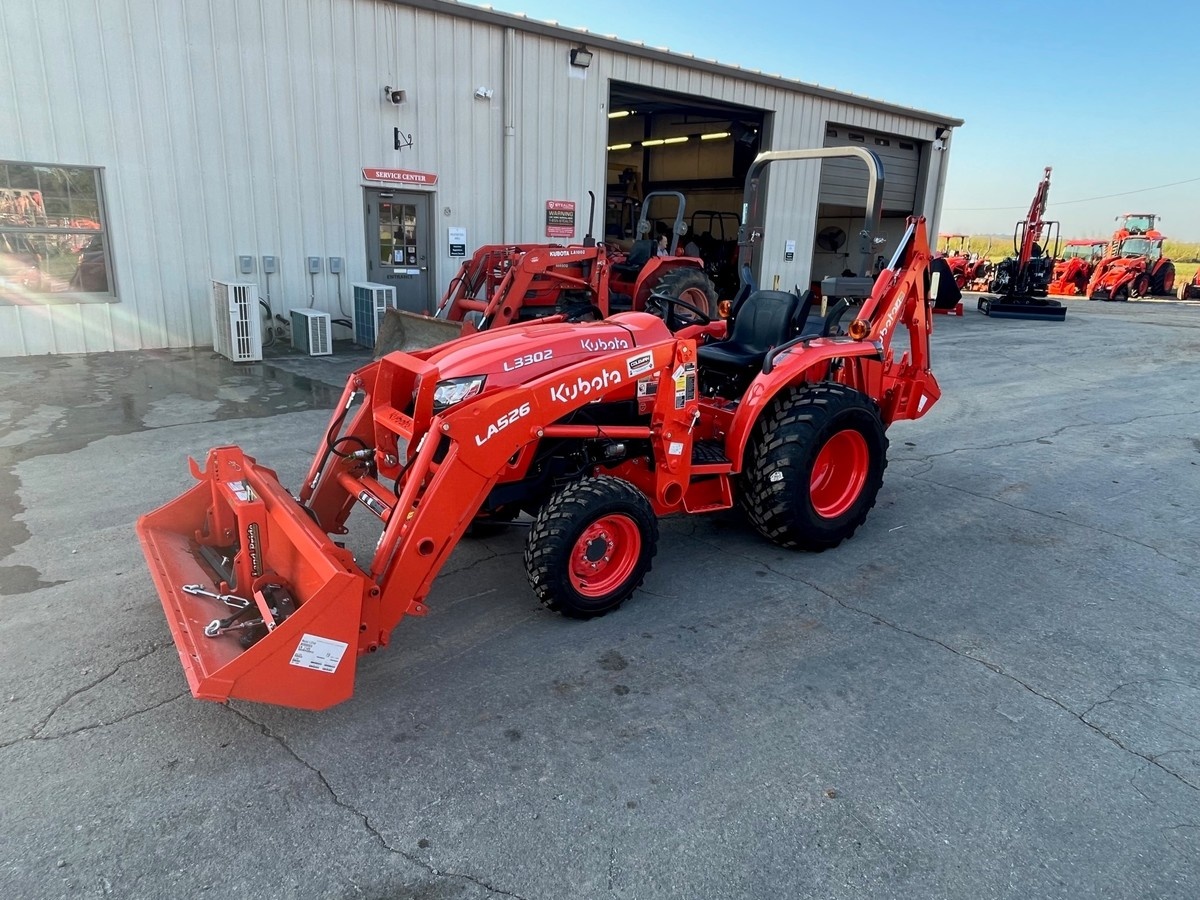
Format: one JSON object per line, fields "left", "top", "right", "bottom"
{"left": 502, "top": 27, "right": 516, "bottom": 242}
{"left": 929, "top": 130, "right": 953, "bottom": 238}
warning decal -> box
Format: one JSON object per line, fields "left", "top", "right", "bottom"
{"left": 290, "top": 634, "right": 349, "bottom": 674}
{"left": 673, "top": 362, "right": 696, "bottom": 409}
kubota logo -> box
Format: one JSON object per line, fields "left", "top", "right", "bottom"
{"left": 581, "top": 337, "right": 630, "bottom": 352}
{"left": 549, "top": 369, "right": 622, "bottom": 403}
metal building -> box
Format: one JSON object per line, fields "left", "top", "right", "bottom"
{"left": 0, "top": 0, "right": 961, "bottom": 358}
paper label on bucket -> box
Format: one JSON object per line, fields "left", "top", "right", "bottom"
{"left": 290, "top": 634, "right": 349, "bottom": 674}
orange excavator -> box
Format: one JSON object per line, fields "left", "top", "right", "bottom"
{"left": 137, "top": 147, "right": 948, "bottom": 710}
{"left": 977, "top": 167, "right": 1064, "bottom": 321}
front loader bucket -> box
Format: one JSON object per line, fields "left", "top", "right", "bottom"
{"left": 137, "top": 447, "right": 369, "bottom": 710}
{"left": 374, "top": 308, "right": 465, "bottom": 356}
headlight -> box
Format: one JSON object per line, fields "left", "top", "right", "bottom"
{"left": 432, "top": 375, "right": 486, "bottom": 410}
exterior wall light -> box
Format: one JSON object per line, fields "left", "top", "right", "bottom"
{"left": 570, "top": 46, "right": 593, "bottom": 68}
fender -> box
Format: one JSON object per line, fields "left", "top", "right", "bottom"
{"left": 723, "top": 338, "right": 884, "bottom": 472}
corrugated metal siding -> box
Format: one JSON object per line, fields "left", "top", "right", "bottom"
{"left": 0, "top": 0, "right": 952, "bottom": 357}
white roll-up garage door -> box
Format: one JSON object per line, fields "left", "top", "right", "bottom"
{"left": 819, "top": 126, "right": 921, "bottom": 212}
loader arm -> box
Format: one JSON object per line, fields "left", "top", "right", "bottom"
{"left": 468, "top": 245, "right": 609, "bottom": 330}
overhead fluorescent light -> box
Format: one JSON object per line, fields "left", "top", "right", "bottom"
{"left": 662, "top": 136, "right": 688, "bottom": 144}
{"left": 642, "top": 139, "right": 665, "bottom": 147}
{"left": 607, "top": 110, "right": 631, "bottom": 119}
{"left": 607, "top": 143, "right": 633, "bottom": 151}
{"left": 701, "top": 131, "right": 731, "bottom": 140}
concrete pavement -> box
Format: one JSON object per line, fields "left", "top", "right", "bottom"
{"left": 1, "top": 297, "right": 1198, "bottom": 899}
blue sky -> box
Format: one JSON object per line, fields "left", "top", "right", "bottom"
{"left": 468, "top": 0, "right": 1200, "bottom": 241}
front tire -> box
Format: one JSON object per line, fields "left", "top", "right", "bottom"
{"left": 524, "top": 476, "right": 658, "bottom": 619}
{"left": 1113, "top": 284, "right": 1130, "bottom": 302}
{"left": 1151, "top": 262, "right": 1175, "bottom": 295}
{"left": 740, "top": 383, "right": 888, "bottom": 551}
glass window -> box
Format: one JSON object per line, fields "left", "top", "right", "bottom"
{"left": 0, "top": 161, "right": 114, "bottom": 301}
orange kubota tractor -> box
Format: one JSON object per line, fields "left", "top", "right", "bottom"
{"left": 374, "top": 191, "right": 719, "bottom": 353}
{"left": 1047, "top": 239, "right": 1108, "bottom": 296}
{"left": 978, "top": 167, "right": 1064, "bottom": 320}
{"left": 1087, "top": 215, "right": 1175, "bottom": 301}
{"left": 137, "top": 147, "right": 950, "bottom": 710}
{"left": 1109, "top": 212, "right": 1160, "bottom": 252}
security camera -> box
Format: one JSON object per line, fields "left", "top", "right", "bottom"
{"left": 384, "top": 86, "right": 406, "bottom": 105}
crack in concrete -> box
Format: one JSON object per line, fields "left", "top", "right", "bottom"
{"left": 0, "top": 643, "right": 172, "bottom": 749}
{"left": 798, "top": 573, "right": 1200, "bottom": 795}
{"left": 441, "top": 548, "right": 523, "bottom": 578}
{"left": 708, "top": 539, "right": 1200, "bottom": 799}
{"left": 898, "top": 409, "right": 1199, "bottom": 465}
{"left": 28, "top": 691, "right": 190, "bottom": 743}
{"left": 231, "top": 708, "right": 531, "bottom": 900}
{"left": 898, "top": 470, "right": 1193, "bottom": 568}
{"left": 1077, "top": 679, "right": 1199, "bottom": 723}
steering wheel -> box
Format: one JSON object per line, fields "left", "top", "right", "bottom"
{"left": 646, "top": 290, "right": 712, "bottom": 331}
{"left": 563, "top": 303, "right": 604, "bottom": 323}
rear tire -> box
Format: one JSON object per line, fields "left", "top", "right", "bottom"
{"left": 524, "top": 476, "right": 658, "bottom": 619}
{"left": 651, "top": 267, "right": 719, "bottom": 319}
{"left": 740, "top": 383, "right": 888, "bottom": 551}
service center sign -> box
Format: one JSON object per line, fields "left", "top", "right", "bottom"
{"left": 362, "top": 167, "right": 439, "bottom": 186}
{"left": 545, "top": 200, "right": 576, "bottom": 238}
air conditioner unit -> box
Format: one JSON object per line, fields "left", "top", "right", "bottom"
{"left": 290, "top": 308, "right": 333, "bottom": 356}
{"left": 211, "top": 280, "right": 262, "bottom": 362}
{"left": 352, "top": 282, "right": 397, "bottom": 349}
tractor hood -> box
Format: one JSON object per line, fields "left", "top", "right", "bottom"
{"left": 418, "top": 312, "right": 673, "bottom": 386}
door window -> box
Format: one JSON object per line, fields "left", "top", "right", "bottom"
{"left": 379, "top": 202, "right": 419, "bottom": 267}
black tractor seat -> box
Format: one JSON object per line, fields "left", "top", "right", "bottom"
{"left": 610, "top": 239, "right": 656, "bottom": 280}
{"left": 697, "top": 289, "right": 817, "bottom": 374}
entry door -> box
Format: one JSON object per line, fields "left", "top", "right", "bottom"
{"left": 365, "top": 189, "right": 433, "bottom": 313}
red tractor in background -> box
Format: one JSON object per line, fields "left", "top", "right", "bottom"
{"left": 1087, "top": 231, "right": 1175, "bottom": 301}
{"left": 137, "top": 146, "right": 952, "bottom": 710}
{"left": 375, "top": 191, "right": 719, "bottom": 353}
{"left": 1047, "top": 239, "right": 1108, "bottom": 296}
{"left": 1109, "top": 212, "right": 1161, "bottom": 253}
{"left": 936, "top": 234, "right": 991, "bottom": 289}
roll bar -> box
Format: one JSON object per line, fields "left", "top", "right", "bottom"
{"left": 736, "top": 147, "right": 886, "bottom": 299}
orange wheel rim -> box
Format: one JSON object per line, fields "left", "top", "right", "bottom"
{"left": 570, "top": 515, "right": 641, "bottom": 597}
{"left": 810, "top": 430, "right": 869, "bottom": 519}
